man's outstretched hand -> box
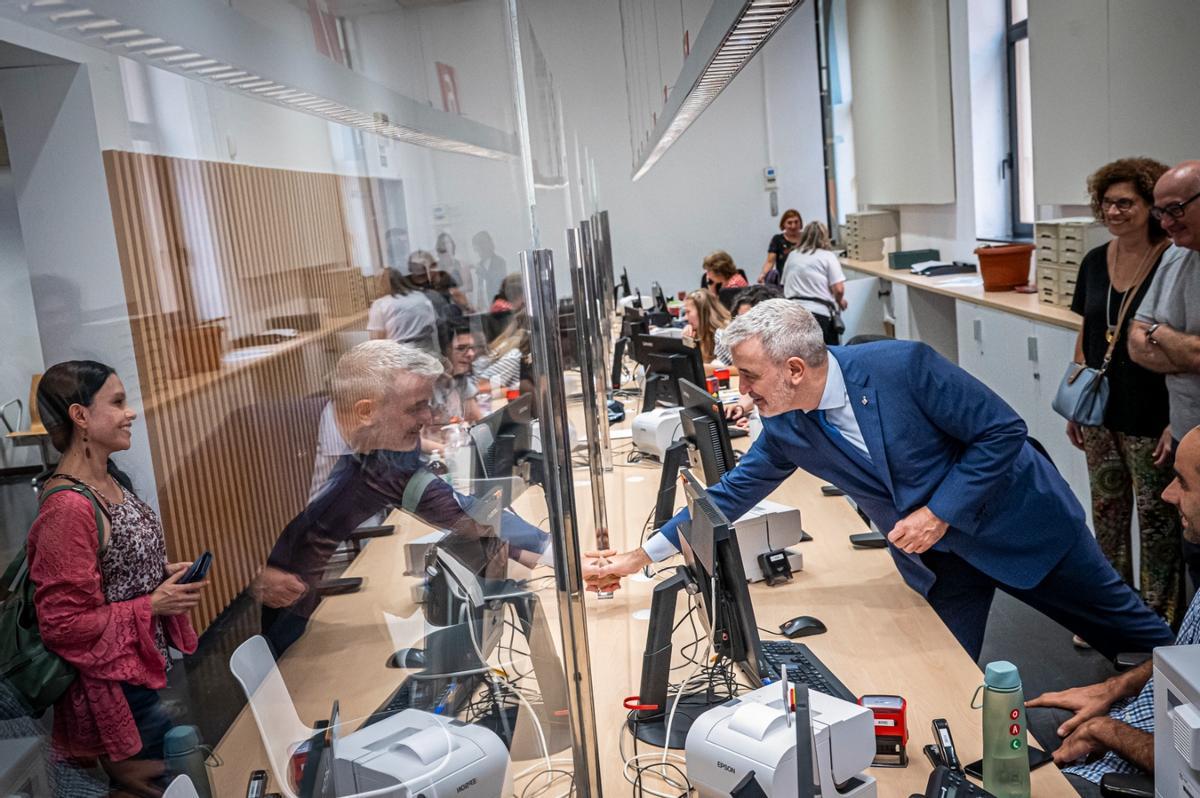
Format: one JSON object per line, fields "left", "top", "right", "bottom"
{"left": 583, "top": 547, "right": 651, "bottom": 592}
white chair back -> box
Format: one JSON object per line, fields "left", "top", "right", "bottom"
{"left": 162, "top": 775, "right": 201, "bottom": 798}
{"left": 229, "top": 635, "right": 313, "bottom": 798}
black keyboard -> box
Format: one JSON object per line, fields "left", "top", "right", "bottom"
{"left": 758, "top": 641, "right": 857, "bottom": 703}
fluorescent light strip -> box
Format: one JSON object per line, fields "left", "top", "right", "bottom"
{"left": 1, "top": 0, "right": 513, "bottom": 160}
{"left": 633, "top": 0, "right": 800, "bottom": 179}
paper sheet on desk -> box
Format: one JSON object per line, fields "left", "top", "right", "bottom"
{"left": 933, "top": 276, "right": 984, "bottom": 288}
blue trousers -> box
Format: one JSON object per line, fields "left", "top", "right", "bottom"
{"left": 920, "top": 530, "right": 1174, "bottom": 661}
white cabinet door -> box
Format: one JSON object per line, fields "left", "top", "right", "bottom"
{"left": 954, "top": 301, "right": 1038, "bottom": 425}
{"left": 1030, "top": 321, "right": 1092, "bottom": 527}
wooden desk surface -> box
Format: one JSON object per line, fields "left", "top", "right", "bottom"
{"left": 210, "top": 415, "right": 1072, "bottom": 797}
{"left": 843, "top": 257, "right": 1081, "bottom": 331}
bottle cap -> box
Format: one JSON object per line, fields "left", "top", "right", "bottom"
{"left": 984, "top": 660, "right": 1021, "bottom": 690}
{"left": 163, "top": 724, "right": 200, "bottom": 756}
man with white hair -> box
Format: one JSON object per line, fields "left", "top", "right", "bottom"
{"left": 587, "top": 300, "right": 1173, "bottom": 660}
{"left": 258, "top": 340, "right": 549, "bottom": 653}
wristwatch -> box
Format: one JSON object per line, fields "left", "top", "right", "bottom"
{"left": 1147, "top": 322, "right": 1162, "bottom": 345}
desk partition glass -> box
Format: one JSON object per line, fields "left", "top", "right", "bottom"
{"left": 0, "top": 1, "right": 613, "bottom": 796}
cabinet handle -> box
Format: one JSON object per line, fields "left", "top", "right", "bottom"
{"left": 973, "top": 319, "right": 982, "bottom": 343}
{"left": 1027, "top": 336, "right": 1038, "bottom": 362}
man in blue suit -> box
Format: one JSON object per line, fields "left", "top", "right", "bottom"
{"left": 587, "top": 300, "right": 1172, "bottom": 660}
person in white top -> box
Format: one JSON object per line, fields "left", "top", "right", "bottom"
{"left": 367, "top": 267, "right": 438, "bottom": 354}
{"left": 782, "top": 221, "right": 848, "bottom": 344}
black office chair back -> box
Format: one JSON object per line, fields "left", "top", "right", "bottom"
{"left": 846, "top": 334, "right": 891, "bottom": 346}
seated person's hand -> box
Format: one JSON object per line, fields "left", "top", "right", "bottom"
{"left": 1027, "top": 681, "right": 1118, "bottom": 739}
{"left": 253, "top": 565, "right": 308, "bottom": 608}
{"left": 1050, "top": 717, "right": 1119, "bottom": 766}
{"left": 724, "top": 403, "right": 746, "bottom": 422}
{"left": 681, "top": 323, "right": 695, "bottom": 338}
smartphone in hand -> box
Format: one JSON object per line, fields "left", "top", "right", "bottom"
{"left": 179, "top": 551, "right": 213, "bottom": 584}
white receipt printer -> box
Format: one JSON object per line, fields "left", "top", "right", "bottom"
{"left": 686, "top": 683, "right": 876, "bottom": 798}
{"left": 632, "top": 407, "right": 683, "bottom": 459}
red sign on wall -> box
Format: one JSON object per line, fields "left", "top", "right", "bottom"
{"left": 436, "top": 62, "right": 461, "bottom": 115}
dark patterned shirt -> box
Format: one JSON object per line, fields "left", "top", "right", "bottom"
{"left": 100, "top": 488, "right": 170, "bottom": 666}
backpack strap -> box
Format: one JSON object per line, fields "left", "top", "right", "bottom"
{"left": 39, "top": 484, "right": 108, "bottom": 556}
{"left": 401, "top": 468, "right": 439, "bottom": 514}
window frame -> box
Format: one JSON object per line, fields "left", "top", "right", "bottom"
{"left": 1005, "top": 1, "right": 1032, "bottom": 238}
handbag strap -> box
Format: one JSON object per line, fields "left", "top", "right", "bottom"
{"left": 3, "top": 484, "right": 107, "bottom": 598}
{"left": 39, "top": 484, "right": 109, "bottom": 555}
{"left": 1099, "top": 240, "right": 1168, "bottom": 370}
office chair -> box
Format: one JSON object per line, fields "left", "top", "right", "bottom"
{"left": 229, "top": 635, "right": 317, "bottom": 798}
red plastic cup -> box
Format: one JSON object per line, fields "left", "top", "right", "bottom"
{"left": 505, "top": 387, "right": 520, "bottom": 401}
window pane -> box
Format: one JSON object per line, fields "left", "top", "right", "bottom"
{"left": 1010, "top": 0, "right": 1028, "bottom": 25}
{"left": 1015, "top": 37, "right": 1034, "bottom": 226}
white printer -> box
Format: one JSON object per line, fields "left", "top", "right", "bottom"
{"left": 686, "top": 683, "right": 876, "bottom": 798}
{"left": 334, "top": 706, "right": 512, "bottom": 798}
{"left": 632, "top": 406, "right": 684, "bottom": 459}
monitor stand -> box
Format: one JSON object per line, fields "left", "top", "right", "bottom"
{"left": 627, "top": 568, "right": 728, "bottom": 749}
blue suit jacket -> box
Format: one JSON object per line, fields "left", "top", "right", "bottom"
{"left": 657, "top": 340, "right": 1088, "bottom": 595}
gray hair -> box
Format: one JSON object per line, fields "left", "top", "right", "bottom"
{"left": 723, "top": 298, "right": 828, "bottom": 366}
{"left": 332, "top": 339, "right": 443, "bottom": 413}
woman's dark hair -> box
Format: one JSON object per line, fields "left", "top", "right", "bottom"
{"left": 1087, "top": 157, "right": 1170, "bottom": 242}
{"left": 38, "top": 360, "right": 134, "bottom": 491}
{"left": 384, "top": 266, "right": 414, "bottom": 296}
{"left": 732, "top": 284, "right": 782, "bottom": 315}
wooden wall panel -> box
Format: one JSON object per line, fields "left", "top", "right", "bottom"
{"left": 102, "top": 150, "right": 380, "bottom": 631}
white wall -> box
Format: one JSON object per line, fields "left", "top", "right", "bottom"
{"left": 0, "top": 165, "right": 41, "bottom": 469}
{"left": 521, "top": 0, "right": 827, "bottom": 296}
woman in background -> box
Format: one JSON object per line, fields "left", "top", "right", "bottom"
{"left": 368, "top": 266, "right": 438, "bottom": 354}
{"left": 703, "top": 251, "right": 748, "bottom": 300}
{"left": 682, "top": 288, "right": 732, "bottom": 368}
{"left": 759, "top": 209, "right": 803, "bottom": 285}
{"left": 1067, "top": 156, "right": 1181, "bottom": 628}
{"left": 29, "top": 361, "right": 205, "bottom": 794}
{"left": 782, "top": 221, "right": 847, "bottom": 345}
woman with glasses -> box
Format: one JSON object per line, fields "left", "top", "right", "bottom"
{"left": 1068, "top": 156, "right": 1182, "bottom": 628}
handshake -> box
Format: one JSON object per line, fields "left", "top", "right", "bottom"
{"left": 582, "top": 547, "right": 653, "bottom": 592}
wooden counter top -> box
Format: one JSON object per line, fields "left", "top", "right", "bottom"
{"left": 842, "top": 257, "right": 1080, "bottom": 331}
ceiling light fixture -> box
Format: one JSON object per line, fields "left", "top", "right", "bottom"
{"left": 631, "top": 0, "right": 803, "bottom": 180}
{"left": 0, "top": 0, "right": 517, "bottom": 161}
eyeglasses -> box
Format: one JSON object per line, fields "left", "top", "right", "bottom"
{"left": 1100, "top": 197, "right": 1137, "bottom": 212}
{"left": 1150, "top": 189, "right": 1200, "bottom": 221}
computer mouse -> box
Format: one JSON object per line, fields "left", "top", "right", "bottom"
{"left": 387, "top": 647, "right": 426, "bottom": 669}
{"left": 780, "top": 616, "right": 827, "bottom": 638}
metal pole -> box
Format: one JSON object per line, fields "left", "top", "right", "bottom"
{"left": 578, "top": 221, "right": 613, "bottom": 472}
{"left": 569, "top": 229, "right": 612, "bottom": 555}
{"left": 520, "top": 249, "right": 603, "bottom": 797}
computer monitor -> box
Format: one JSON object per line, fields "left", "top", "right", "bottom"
{"left": 468, "top": 394, "right": 534, "bottom": 502}
{"left": 620, "top": 267, "right": 632, "bottom": 298}
{"left": 679, "top": 470, "right": 763, "bottom": 681}
{"left": 631, "top": 333, "right": 706, "bottom": 412}
{"left": 629, "top": 469, "right": 764, "bottom": 748}
{"left": 611, "top": 336, "right": 628, "bottom": 391}
{"left": 621, "top": 308, "right": 649, "bottom": 340}
{"left": 678, "top": 379, "right": 736, "bottom": 485}
{"left": 651, "top": 281, "right": 669, "bottom": 314}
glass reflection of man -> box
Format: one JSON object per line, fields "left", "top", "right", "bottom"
{"left": 254, "top": 340, "right": 549, "bottom": 653}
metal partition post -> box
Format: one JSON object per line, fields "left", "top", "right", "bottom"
{"left": 578, "top": 221, "right": 613, "bottom": 471}
{"left": 520, "top": 249, "right": 603, "bottom": 797}
{"left": 594, "top": 210, "right": 617, "bottom": 322}
{"left": 569, "top": 229, "right": 611, "bottom": 553}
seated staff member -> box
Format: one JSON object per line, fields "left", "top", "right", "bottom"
{"left": 782, "top": 221, "right": 848, "bottom": 345}
{"left": 703, "top": 250, "right": 748, "bottom": 297}
{"left": 681, "top": 289, "right": 732, "bottom": 369}
{"left": 255, "top": 340, "right": 550, "bottom": 654}
{"left": 585, "top": 300, "right": 1174, "bottom": 661}
{"left": 727, "top": 285, "right": 781, "bottom": 429}
{"left": 1027, "top": 426, "right": 1200, "bottom": 794}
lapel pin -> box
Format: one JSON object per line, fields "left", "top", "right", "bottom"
{"left": 861, "top": 395, "right": 868, "bottom": 406}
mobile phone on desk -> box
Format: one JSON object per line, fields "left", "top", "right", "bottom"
{"left": 962, "top": 745, "right": 1051, "bottom": 779}
{"left": 180, "top": 551, "right": 213, "bottom": 584}
{"left": 246, "top": 770, "right": 267, "bottom": 798}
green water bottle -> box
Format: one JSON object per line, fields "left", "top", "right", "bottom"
{"left": 978, "top": 661, "right": 1031, "bottom": 798}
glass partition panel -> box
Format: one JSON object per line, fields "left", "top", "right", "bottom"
{"left": 0, "top": 2, "right": 601, "bottom": 796}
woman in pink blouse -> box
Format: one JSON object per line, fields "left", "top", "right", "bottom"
{"left": 28, "top": 361, "right": 205, "bottom": 794}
